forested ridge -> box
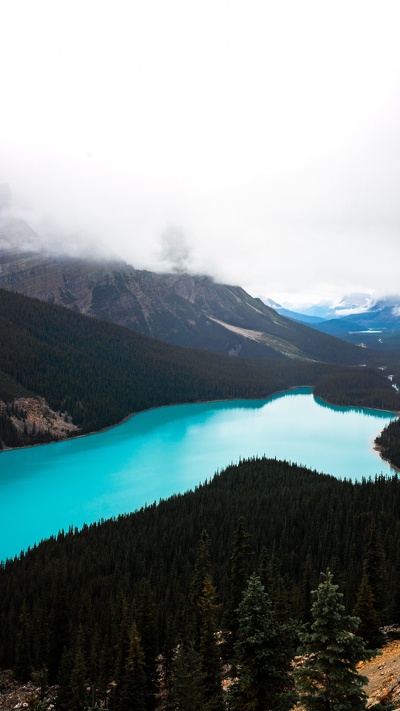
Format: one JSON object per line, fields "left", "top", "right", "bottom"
{"left": 1, "top": 457, "right": 400, "bottom": 708}
{"left": 0, "top": 288, "right": 399, "bottom": 450}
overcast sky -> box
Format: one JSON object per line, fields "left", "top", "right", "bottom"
{"left": 1, "top": 1, "right": 399, "bottom": 307}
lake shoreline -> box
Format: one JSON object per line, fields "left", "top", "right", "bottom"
{"left": 1, "top": 384, "right": 399, "bottom": 472}
{"left": 0, "top": 384, "right": 314, "bottom": 453}
{"left": 1, "top": 386, "right": 398, "bottom": 563}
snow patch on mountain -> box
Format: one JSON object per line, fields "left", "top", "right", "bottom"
{"left": 330, "top": 292, "right": 374, "bottom": 317}
{"left": 263, "top": 297, "right": 281, "bottom": 309}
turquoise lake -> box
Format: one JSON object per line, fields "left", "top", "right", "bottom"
{"left": 0, "top": 387, "right": 397, "bottom": 562}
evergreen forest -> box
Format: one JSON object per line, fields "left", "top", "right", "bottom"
{"left": 1, "top": 456, "right": 400, "bottom": 708}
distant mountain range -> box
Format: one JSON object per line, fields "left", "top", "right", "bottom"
{"left": 271, "top": 292, "right": 376, "bottom": 321}
{"left": 262, "top": 298, "right": 327, "bottom": 324}
{"left": 264, "top": 294, "right": 400, "bottom": 352}
{"left": 311, "top": 297, "right": 400, "bottom": 350}
{"left": 0, "top": 215, "right": 375, "bottom": 366}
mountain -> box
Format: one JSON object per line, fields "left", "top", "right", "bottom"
{"left": 262, "top": 298, "right": 326, "bottom": 324}
{"left": 281, "top": 292, "right": 375, "bottom": 321}
{"left": 310, "top": 295, "right": 400, "bottom": 350}
{"left": 0, "top": 216, "right": 384, "bottom": 366}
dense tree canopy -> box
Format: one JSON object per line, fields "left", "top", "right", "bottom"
{"left": 2, "top": 457, "right": 400, "bottom": 708}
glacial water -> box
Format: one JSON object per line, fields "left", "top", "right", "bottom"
{"left": 0, "top": 387, "right": 397, "bottom": 562}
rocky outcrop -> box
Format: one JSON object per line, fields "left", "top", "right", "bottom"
{"left": 0, "top": 669, "right": 58, "bottom": 710}
{"left": 0, "top": 397, "right": 78, "bottom": 450}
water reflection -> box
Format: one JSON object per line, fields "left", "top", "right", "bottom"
{"left": 313, "top": 395, "right": 398, "bottom": 419}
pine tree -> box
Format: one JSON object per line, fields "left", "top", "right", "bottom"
{"left": 55, "top": 627, "right": 89, "bottom": 711}
{"left": 166, "top": 641, "right": 205, "bottom": 711}
{"left": 295, "top": 569, "right": 375, "bottom": 711}
{"left": 118, "top": 622, "right": 147, "bottom": 711}
{"left": 354, "top": 565, "right": 382, "bottom": 648}
{"left": 69, "top": 627, "right": 89, "bottom": 711}
{"left": 136, "top": 579, "right": 159, "bottom": 710}
{"left": 198, "top": 574, "right": 224, "bottom": 711}
{"left": 47, "top": 573, "right": 70, "bottom": 684}
{"left": 109, "top": 598, "right": 132, "bottom": 711}
{"left": 300, "top": 552, "right": 315, "bottom": 624}
{"left": 184, "top": 531, "right": 223, "bottom": 709}
{"left": 55, "top": 647, "right": 74, "bottom": 711}
{"left": 162, "top": 614, "right": 176, "bottom": 694}
{"left": 363, "top": 523, "right": 388, "bottom": 624}
{"left": 188, "top": 530, "right": 213, "bottom": 644}
{"left": 229, "top": 573, "right": 297, "bottom": 711}
{"left": 225, "top": 516, "right": 253, "bottom": 660}
{"left": 14, "top": 601, "right": 33, "bottom": 681}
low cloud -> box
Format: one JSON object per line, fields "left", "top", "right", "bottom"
{"left": 159, "top": 226, "right": 192, "bottom": 273}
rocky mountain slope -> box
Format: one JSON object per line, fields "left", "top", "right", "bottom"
{"left": 0, "top": 217, "right": 382, "bottom": 365}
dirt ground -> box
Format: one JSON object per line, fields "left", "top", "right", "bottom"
{"left": 359, "top": 638, "right": 400, "bottom": 708}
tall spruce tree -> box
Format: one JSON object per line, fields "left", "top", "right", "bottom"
{"left": 225, "top": 516, "right": 253, "bottom": 661}
{"left": 354, "top": 565, "right": 382, "bottom": 648}
{"left": 228, "top": 573, "right": 297, "bottom": 711}
{"left": 118, "top": 622, "right": 147, "bottom": 711}
{"left": 184, "top": 531, "right": 224, "bottom": 709}
{"left": 295, "top": 569, "right": 374, "bottom": 711}
{"left": 363, "top": 523, "right": 388, "bottom": 624}
{"left": 166, "top": 642, "right": 206, "bottom": 711}
{"left": 198, "top": 574, "right": 224, "bottom": 711}
{"left": 188, "top": 530, "right": 213, "bottom": 644}
{"left": 14, "top": 601, "right": 33, "bottom": 682}
{"left": 69, "top": 627, "right": 89, "bottom": 711}
{"left": 47, "top": 573, "right": 70, "bottom": 684}
{"left": 136, "top": 579, "right": 159, "bottom": 710}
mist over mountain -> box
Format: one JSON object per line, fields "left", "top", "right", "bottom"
{"left": 0, "top": 196, "right": 399, "bottom": 361}
{"left": 0, "top": 216, "right": 381, "bottom": 367}
{"left": 273, "top": 293, "right": 376, "bottom": 321}
{"left": 264, "top": 292, "right": 400, "bottom": 352}
{"left": 262, "top": 298, "right": 327, "bottom": 325}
